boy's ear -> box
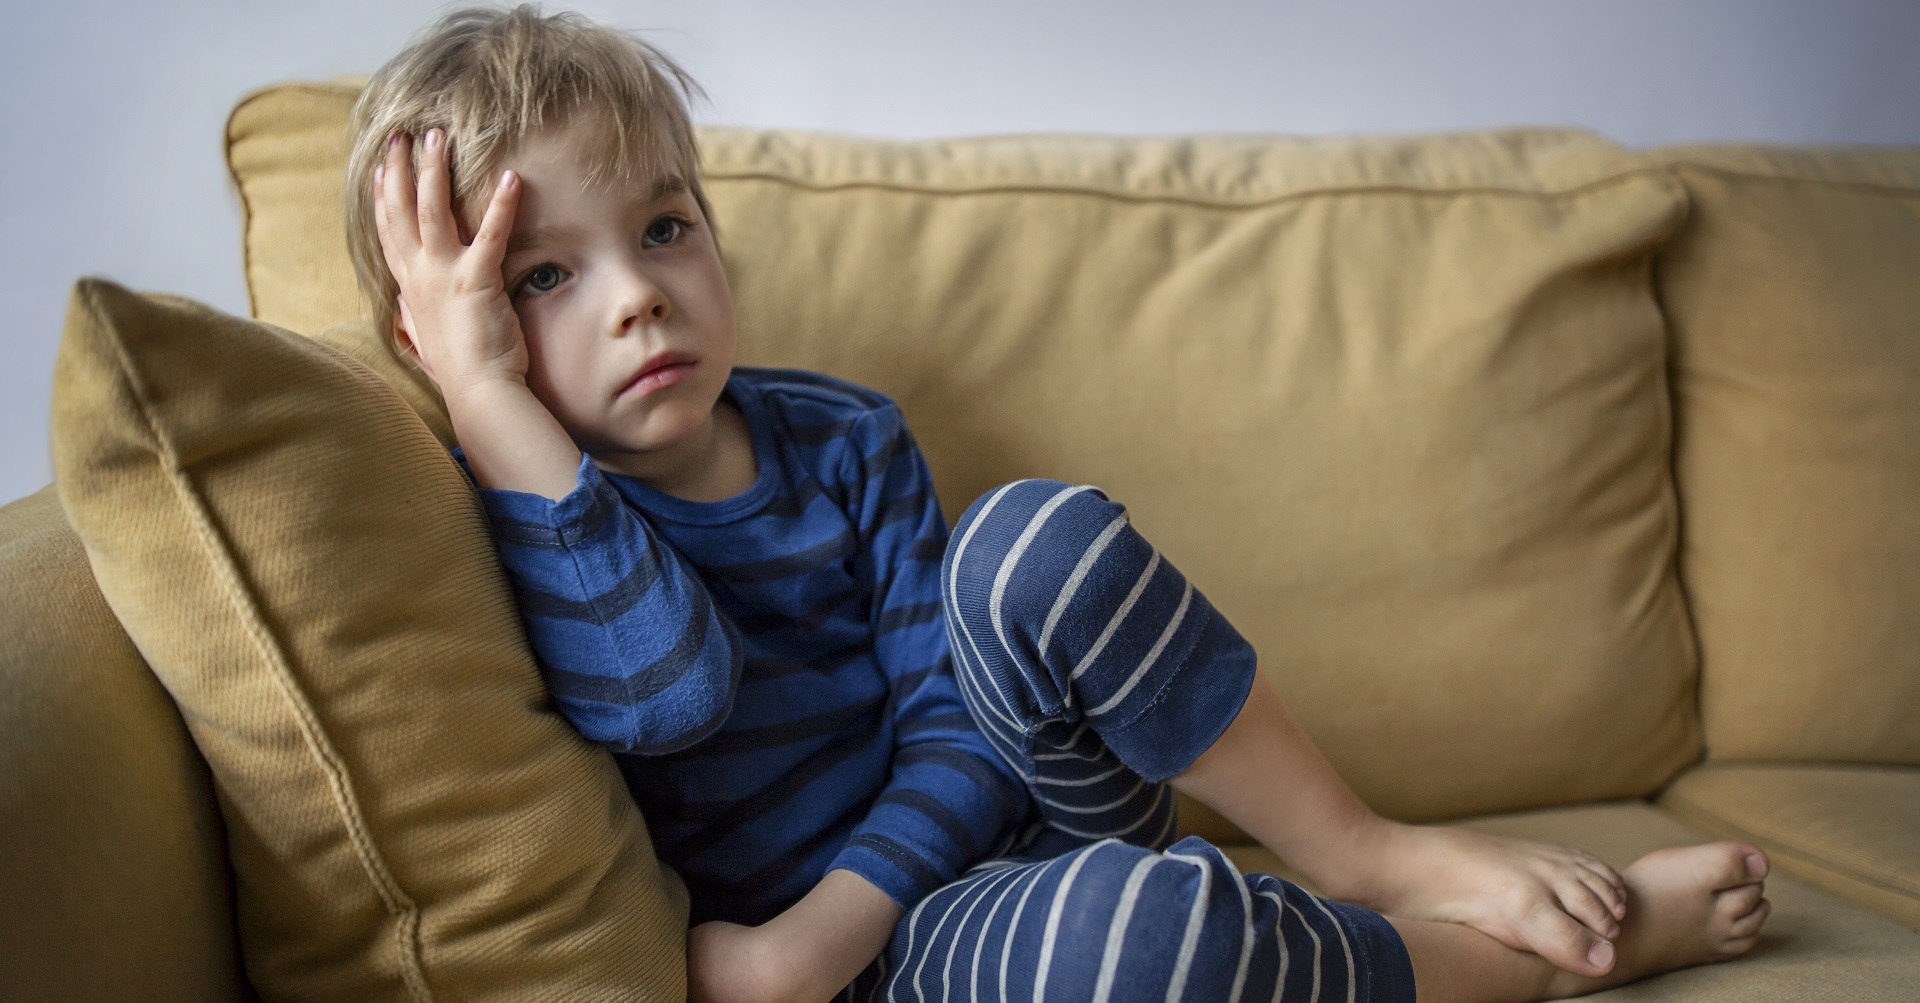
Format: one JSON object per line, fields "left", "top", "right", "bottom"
{"left": 392, "top": 294, "right": 425, "bottom": 370}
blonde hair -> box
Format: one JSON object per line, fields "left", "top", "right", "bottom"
{"left": 344, "top": 3, "right": 714, "bottom": 351}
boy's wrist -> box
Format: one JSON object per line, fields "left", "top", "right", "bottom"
{"left": 440, "top": 377, "right": 583, "bottom": 501}
{"left": 440, "top": 370, "right": 532, "bottom": 411}
{"left": 762, "top": 869, "right": 903, "bottom": 997}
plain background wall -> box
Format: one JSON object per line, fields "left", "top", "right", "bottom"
{"left": 4, "top": 0, "right": 1917, "bottom": 506}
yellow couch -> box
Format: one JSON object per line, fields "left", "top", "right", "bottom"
{"left": 4, "top": 79, "right": 1918, "bottom": 1000}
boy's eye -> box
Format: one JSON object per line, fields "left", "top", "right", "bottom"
{"left": 522, "top": 265, "right": 563, "bottom": 294}
{"left": 645, "top": 216, "right": 685, "bottom": 245}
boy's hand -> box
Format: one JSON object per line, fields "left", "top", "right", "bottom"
{"left": 371, "top": 127, "right": 528, "bottom": 395}
{"left": 687, "top": 921, "right": 809, "bottom": 1003}
{"left": 688, "top": 870, "right": 901, "bottom": 1003}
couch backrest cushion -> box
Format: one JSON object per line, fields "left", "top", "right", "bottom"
{"left": 1651, "top": 146, "right": 1920, "bottom": 765}
{"left": 49, "top": 280, "right": 688, "bottom": 1001}
{"left": 0, "top": 487, "right": 247, "bottom": 1000}
{"left": 232, "top": 79, "right": 1698, "bottom": 821}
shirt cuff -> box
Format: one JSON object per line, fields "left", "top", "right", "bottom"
{"left": 452, "top": 448, "right": 616, "bottom": 543}
{"left": 827, "top": 840, "right": 948, "bottom": 913}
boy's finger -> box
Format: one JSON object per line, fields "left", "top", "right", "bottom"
{"left": 382, "top": 130, "right": 420, "bottom": 250}
{"left": 468, "top": 169, "right": 521, "bottom": 267}
{"left": 371, "top": 163, "right": 405, "bottom": 257}
{"left": 416, "top": 127, "right": 455, "bottom": 252}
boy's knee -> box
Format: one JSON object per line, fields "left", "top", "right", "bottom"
{"left": 953, "top": 479, "right": 1122, "bottom": 538}
{"left": 1034, "top": 838, "right": 1262, "bottom": 999}
{"left": 944, "top": 479, "right": 1130, "bottom": 619}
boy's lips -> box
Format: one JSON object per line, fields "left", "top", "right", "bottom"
{"left": 619, "top": 351, "right": 698, "bottom": 397}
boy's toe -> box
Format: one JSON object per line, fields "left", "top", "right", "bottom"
{"left": 1729, "top": 898, "right": 1771, "bottom": 939}
{"left": 1524, "top": 900, "right": 1616, "bottom": 976}
{"left": 1561, "top": 882, "right": 1620, "bottom": 941}
{"left": 1715, "top": 882, "right": 1765, "bottom": 923}
{"left": 1683, "top": 842, "right": 1764, "bottom": 891}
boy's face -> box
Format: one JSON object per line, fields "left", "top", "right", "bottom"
{"left": 485, "top": 121, "right": 735, "bottom": 479}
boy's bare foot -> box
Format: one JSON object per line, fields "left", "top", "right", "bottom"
{"left": 1366, "top": 825, "right": 1634, "bottom": 977}
{"left": 1542, "top": 842, "right": 1771, "bottom": 998}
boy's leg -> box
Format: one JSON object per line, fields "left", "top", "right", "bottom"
{"left": 940, "top": 479, "right": 1259, "bottom": 852}
{"left": 935, "top": 479, "right": 1415, "bottom": 999}
{"left": 847, "top": 832, "right": 1769, "bottom": 1003}
{"left": 850, "top": 836, "right": 1415, "bottom": 1003}
{"left": 939, "top": 478, "right": 1771, "bottom": 992}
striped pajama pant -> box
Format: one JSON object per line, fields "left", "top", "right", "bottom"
{"left": 845, "top": 479, "right": 1416, "bottom": 1002}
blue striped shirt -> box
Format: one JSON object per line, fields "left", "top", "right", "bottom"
{"left": 454, "top": 367, "right": 1031, "bottom": 925}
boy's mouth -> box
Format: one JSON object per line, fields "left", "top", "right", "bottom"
{"left": 620, "top": 351, "right": 698, "bottom": 397}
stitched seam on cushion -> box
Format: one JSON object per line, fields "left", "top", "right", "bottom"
{"left": 268, "top": 81, "right": 1640, "bottom": 203}
{"left": 1667, "top": 161, "right": 1920, "bottom": 198}
{"left": 1662, "top": 787, "right": 1920, "bottom": 900}
{"left": 701, "top": 165, "right": 1680, "bottom": 212}
{"left": 87, "top": 283, "right": 434, "bottom": 1001}
{"left": 223, "top": 95, "right": 264, "bottom": 322}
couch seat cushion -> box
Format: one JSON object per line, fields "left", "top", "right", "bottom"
{"left": 1220, "top": 801, "right": 1920, "bottom": 1000}
{"left": 1660, "top": 764, "right": 1920, "bottom": 930}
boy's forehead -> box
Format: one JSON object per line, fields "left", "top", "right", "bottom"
{"left": 470, "top": 121, "right": 691, "bottom": 233}
{"left": 503, "top": 172, "right": 690, "bottom": 254}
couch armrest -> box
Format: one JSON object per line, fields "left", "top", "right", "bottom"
{"left": 0, "top": 486, "right": 247, "bottom": 998}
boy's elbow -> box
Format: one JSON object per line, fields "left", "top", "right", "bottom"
{"left": 595, "top": 641, "right": 741, "bottom": 756}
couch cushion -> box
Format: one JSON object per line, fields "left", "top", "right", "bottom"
{"left": 1221, "top": 802, "right": 1920, "bottom": 1000}
{"left": 48, "top": 279, "right": 687, "bottom": 1001}
{"left": 1650, "top": 145, "right": 1920, "bottom": 765}
{"left": 0, "top": 487, "right": 247, "bottom": 999}
{"left": 1660, "top": 764, "right": 1920, "bottom": 931}
{"left": 227, "top": 79, "right": 371, "bottom": 338}
{"left": 703, "top": 128, "right": 1699, "bottom": 823}
{"left": 229, "top": 77, "right": 1700, "bottom": 822}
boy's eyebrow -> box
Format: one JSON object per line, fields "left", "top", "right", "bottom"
{"left": 505, "top": 173, "right": 690, "bottom": 258}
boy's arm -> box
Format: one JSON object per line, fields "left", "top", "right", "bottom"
{"left": 691, "top": 407, "right": 1017, "bottom": 1003}
{"left": 823, "top": 405, "right": 1030, "bottom": 909}
{"left": 442, "top": 376, "right": 742, "bottom": 756}
{"left": 453, "top": 438, "right": 744, "bottom": 756}
{"left": 445, "top": 376, "right": 583, "bottom": 500}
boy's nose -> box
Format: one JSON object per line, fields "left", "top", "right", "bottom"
{"left": 612, "top": 265, "right": 671, "bottom": 330}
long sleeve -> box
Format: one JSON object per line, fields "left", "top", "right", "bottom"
{"left": 824, "top": 407, "right": 1031, "bottom": 910}
{"left": 455, "top": 449, "right": 743, "bottom": 756}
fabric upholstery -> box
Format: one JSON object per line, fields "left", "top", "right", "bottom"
{"left": 1224, "top": 802, "right": 1920, "bottom": 1000}
{"left": 704, "top": 127, "right": 1702, "bottom": 824}
{"left": 47, "top": 279, "right": 688, "bottom": 1001}
{"left": 1660, "top": 764, "right": 1920, "bottom": 931}
{"left": 228, "top": 78, "right": 1703, "bottom": 825}
{"left": 0, "top": 486, "right": 247, "bottom": 1000}
{"left": 227, "top": 79, "right": 373, "bottom": 339}
{"left": 1651, "top": 145, "right": 1920, "bottom": 765}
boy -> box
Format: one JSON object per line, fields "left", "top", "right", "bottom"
{"left": 349, "top": 6, "right": 1772, "bottom": 1001}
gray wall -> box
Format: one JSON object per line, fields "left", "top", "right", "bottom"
{"left": 4, "top": 0, "right": 1917, "bottom": 505}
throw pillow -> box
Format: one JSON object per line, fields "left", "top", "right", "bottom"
{"left": 50, "top": 278, "right": 687, "bottom": 1001}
